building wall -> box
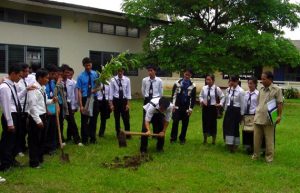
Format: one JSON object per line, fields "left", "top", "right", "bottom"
{"left": 0, "top": 0, "right": 147, "bottom": 96}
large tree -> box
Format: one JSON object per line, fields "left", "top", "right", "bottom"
{"left": 123, "top": 0, "right": 300, "bottom": 75}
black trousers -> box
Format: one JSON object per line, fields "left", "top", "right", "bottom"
{"left": 113, "top": 98, "right": 130, "bottom": 135}
{"left": 98, "top": 100, "right": 111, "bottom": 136}
{"left": 66, "top": 103, "right": 80, "bottom": 144}
{"left": 59, "top": 104, "right": 65, "bottom": 142}
{"left": 0, "top": 113, "right": 19, "bottom": 170}
{"left": 44, "top": 115, "right": 57, "bottom": 153}
{"left": 16, "top": 112, "right": 28, "bottom": 153}
{"left": 171, "top": 108, "right": 190, "bottom": 142}
{"left": 28, "top": 114, "right": 47, "bottom": 167}
{"left": 140, "top": 113, "right": 165, "bottom": 153}
{"left": 81, "top": 97, "right": 98, "bottom": 144}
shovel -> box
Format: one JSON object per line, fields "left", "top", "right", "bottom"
{"left": 55, "top": 102, "right": 70, "bottom": 163}
{"left": 117, "top": 130, "right": 164, "bottom": 147}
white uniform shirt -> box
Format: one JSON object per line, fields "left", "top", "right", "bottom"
{"left": 25, "top": 73, "right": 36, "bottom": 86}
{"left": 225, "top": 85, "right": 245, "bottom": 115}
{"left": 97, "top": 83, "right": 110, "bottom": 101}
{"left": 199, "top": 85, "right": 225, "bottom": 105}
{"left": 0, "top": 79, "right": 20, "bottom": 127}
{"left": 141, "top": 76, "right": 163, "bottom": 98}
{"left": 27, "top": 82, "right": 53, "bottom": 124}
{"left": 143, "top": 97, "right": 174, "bottom": 122}
{"left": 17, "top": 78, "right": 30, "bottom": 112}
{"left": 109, "top": 75, "right": 131, "bottom": 100}
{"left": 244, "top": 89, "right": 259, "bottom": 115}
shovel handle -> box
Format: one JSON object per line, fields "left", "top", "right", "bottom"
{"left": 124, "top": 131, "right": 163, "bottom": 137}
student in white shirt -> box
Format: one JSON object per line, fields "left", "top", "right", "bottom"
{"left": 61, "top": 65, "right": 81, "bottom": 145}
{"left": 16, "top": 63, "right": 31, "bottom": 156}
{"left": 109, "top": 67, "right": 131, "bottom": 137}
{"left": 223, "top": 75, "right": 245, "bottom": 153}
{"left": 93, "top": 82, "right": 111, "bottom": 137}
{"left": 0, "top": 64, "right": 23, "bottom": 171}
{"left": 140, "top": 97, "right": 174, "bottom": 153}
{"left": 27, "top": 69, "right": 57, "bottom": 168}
{"left": 199, "top": 74, "right": 224, "bottom": 145}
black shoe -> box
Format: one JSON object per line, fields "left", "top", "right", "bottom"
{"left": 170, "top": 139, "right": 176, "bottom": 144}
{"left": 180, "top": 140, "right": 186, "bottom": 145}
{"left": 157, "top": 149, "right": 164, "bottom": 153}
{"left": 98, "top": 133, "right": 104, "bottom": 137}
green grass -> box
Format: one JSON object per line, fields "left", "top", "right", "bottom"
{"left": 1, "top": 99, "right": 300, "bottom": 193}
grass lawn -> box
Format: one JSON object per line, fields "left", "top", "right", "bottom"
{"left": 0, "top": 98, "right": 300, "bottom": 193}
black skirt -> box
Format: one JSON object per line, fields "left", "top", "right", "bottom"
{"left": 223, "top": 106, "right": 241, "bottom": 145}
{"left": 202, "top": 105, "right": 217, "bottom": 136}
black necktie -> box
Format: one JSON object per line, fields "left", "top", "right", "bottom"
{"left": 102, "top": 84, "right": 106, "bottom": 101}
{"left": 149, "top": 80, "right": 153, "bottom": 99}
{"left": 13, "top": 85, "right": 22, "bottom": 113}
{"left": 23, "top": 78, "right": 28, "bottom": 112}
{"left": 42, "top": 88, "right": 47, "bottom": 110}
{"left": 246, "top": 93, "right": 253, "bottom": 114}
{"left": 230, "top": 90, "right": 235, "bottom": 107}
{"left": 87, "top": 72, "right": 92, "bottom": 97}
{"left": 118, "top": 79, "right": 123, "bottom": 99}
{"left": 207, "top": 87, "right": 211, "bottom": 105}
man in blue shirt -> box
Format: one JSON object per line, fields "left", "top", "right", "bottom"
{"left": 76, "top": 57, "right": 99, "bottom": 144}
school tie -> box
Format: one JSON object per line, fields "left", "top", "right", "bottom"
{"left": 23, "top": 78, "right": 28, "bottom": 112}
{"left": 118, "top": 78, "right": 123, "bottom": 99}
{"left": 149, "top": 80, "right": 153, "bottom": 99}
{"left": 87, "top": 72, "right": 92, "bottom": 97}
{"left": 230, "top": 90, "right": 235, "bottom": 107}
{"left": 246, "top": 93, "right": 253, "bottom": 114}
{"left": 41, "top": 88, "right": 47, "bottom": 110}
{"left": 102, "top": 84, "right": 106, "bottom": 101}
{"left": 207, "top": 87, "right": 211, "bottom": 105}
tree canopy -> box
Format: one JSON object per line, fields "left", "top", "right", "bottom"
{"left": 122, "top": 0, "right": 300, "bottom": 75}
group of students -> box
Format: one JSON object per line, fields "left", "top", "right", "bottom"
{"left": 0, "top": 57, "right": 283, "bottom": 182}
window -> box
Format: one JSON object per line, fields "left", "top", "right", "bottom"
{"left": 8, "top": 45, "right": 24, "bottom": 68}
{"left": 0, "top": 43, "right": 59, "bottom": 73}
{"left": 6, "top": 9, "right": 24, "bottom": 23}
{"left": 88, "top": 21, "right": 139, "bottom": 38}
{"left": 0, "top": 45, "right": 5, "bottom": 73}
{"left": 44, "top": 48, "right": 59, "bottom": 66}
{"left": 116, "top": 26, "right": 127, "bottom": 36}
{"left": 102, "top": 23, "right": 115, "bottom": 35}
{"left": 0, "top": 7, "right": 61, "bottom": 28}
{"left": 26, "top": 47, "right": 41, "bottom": 67}
{"left": 89, "top": 51, "right": 138, "bottom": 76}
{"left": 128, "top": 27, "right": 139, "bottom": 38}
{"left": 0, "top": 8, "right": 4, "bottom": 20}
{"left": 90, "top": 51, "right": 102, "bottom": 71}
{"left": 88, "top": 21, "right": 101, "bottom": 33}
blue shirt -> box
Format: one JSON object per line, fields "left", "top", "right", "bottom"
{"left": 46, "top": 80, "right": 63, "bottom": 104}
{"left": 76, "top": 70, "right": 99, "bottom": 97}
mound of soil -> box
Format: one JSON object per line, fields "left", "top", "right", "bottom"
{"left": 102, "top": 154, "right": 153, "bottom": 170}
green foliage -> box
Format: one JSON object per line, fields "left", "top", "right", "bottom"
{"left": 95, "top": 51, "right": 139, "bottom": 85}
{"left": 284, "top": 87, "right": 299, "bottom": 99}
{"left": 122, "top": 0, "right": 300, "bottom": 74}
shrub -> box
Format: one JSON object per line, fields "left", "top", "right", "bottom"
{"left": 284, "top": 87, "right": 299, "bottom": 99}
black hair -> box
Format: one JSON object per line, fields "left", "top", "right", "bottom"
{"left": 159, "top": 97, "right": 170, "bottom": 110}
{"left": 30, "top": 63, "right": 41, "bottom": 73}
{"left": 146, "top": 65, "right": 157, "bottom": 71}
{"left": 69, "top": 67, "right": 74, "bottom": 73}
{"left": 248, "top": 76, "right": 258, "bottom": 86}
{"left": 82, "top": 57, "right": 92, "bottom": 66}
{"left": 46, "top": 64, "right": 59, "bottom": 72}
{"left": 35, "top": 68, "right": 49, "bottom": 81}
{"left": 183, "top": 68, "right": 194, "bottom": 76}
{"left": 205, "top": 74, "right": 215, "bottom": 81}
{"left": 8, "top": 63, "right": 22, "bottom": 75}
{"left": 229, "top": 75, "right": 239, "bottom": 82}
{"left": 262, "top": 71, "right": 274, "bottom": 81}
{"left": 17, "top": 62, "right": 29, "bottom": 71}
{"left": 61, "top": 64, "right": 71, "bottom": 72}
